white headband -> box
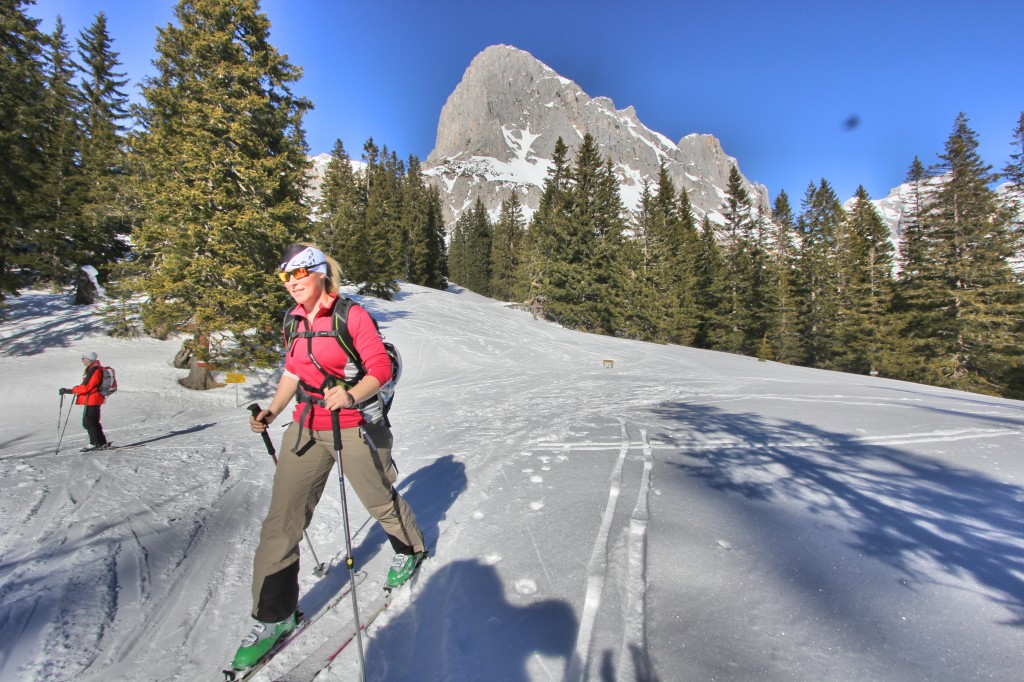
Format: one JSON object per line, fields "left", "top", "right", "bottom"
{"left": 281, "top": 246, "right": 327, "bottom": 274}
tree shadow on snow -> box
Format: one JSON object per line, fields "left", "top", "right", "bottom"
{"left": 345, "top": 293, "right": 413, "bottom": 327}
{"left": 365, "top": 559, "right": 578, "bottom": 681}
{"left": 599, "top": 645, "right": 661, "bottom": 682}
{"left": 0, "top": 291, "right": 104, "bottom": 357}
{"left": 654, "top": 401, "right": 1024, "bottom": 627}
{"left": 299, "top": 454, "right": 467, "bottom": 615}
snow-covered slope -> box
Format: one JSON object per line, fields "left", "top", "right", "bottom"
{"left": 2, "top": 285, "right": 1023, "bottom": 681}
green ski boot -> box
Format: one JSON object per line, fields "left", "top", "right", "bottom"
{"left": 231, "top": 612, "right": 297, "bottom": 670}
{"left": 386, "top": 551, "right": 427, "bottom": 589}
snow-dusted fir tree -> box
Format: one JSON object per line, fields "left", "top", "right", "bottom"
{"left": 130, "top": 0, "right": 311, "bottom": 388}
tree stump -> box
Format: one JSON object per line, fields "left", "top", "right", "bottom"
{"left": 74, "top": 267, "right": 99, "bottom": 305}
{"left": 178, "top": 358, "right": 224, "bottom": 390}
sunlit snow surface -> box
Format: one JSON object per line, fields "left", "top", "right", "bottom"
{"left": 2, "top": 284, "right": 1023, "bottom": 681}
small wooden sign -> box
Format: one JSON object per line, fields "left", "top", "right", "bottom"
{"left": 225, "top": 372, "right": 246, "bottom": 384}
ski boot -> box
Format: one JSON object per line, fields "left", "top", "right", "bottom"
{"left": 230, "top": 612, "right": 297, "bottom": 671}
{"left": 386, "top": 551, "right": 428, "bottom": 589}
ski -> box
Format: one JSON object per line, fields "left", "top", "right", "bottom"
{"left": 274, "top": 572, "right": 422, "bottom": 682}
{"left": 79, "top": 443, "right": 140, "bottom": 452}
{"left": 221, "top": 569, "right": 367, "bottom": 682}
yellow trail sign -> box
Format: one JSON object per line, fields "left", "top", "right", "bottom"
{"left": 225, "top": 372, "right": 246, "bottom": 384}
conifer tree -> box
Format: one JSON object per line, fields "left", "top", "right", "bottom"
{"left": 894, "top": 161, "right": 949, "bottom": 384}
{"left": 490, "top": 193, "right": 524, "bottom": 301}
{"left": 673, "top": 186, "right": 701, "bottom": 338}
{"left": 448, "top": 208, "right": 471, "bottom": 288}
{"left": 614, "top": 180, "right": 655, "bottom": 339}
{"left": 75, "top": 11, "right": 131, "bottom": 275}
{"left": 518, "top": 137, "right": 570, "bottom": 313}
{"left": 461, "top": 197, "right": 493, "bottom": 295}
{"left": 590, "top": 157, "right": 629, "bottom": 335}
{"left": 399, "top": 155, "right": 423, "bottom": 281}
{"left": 1003, "top": 112, "right": 1024, "bottom": 230}
{"left": 130, "top": 0, "right": 312, "bottom": 386}
{"left": 542, "top": 134, "right": 602, "bottom": 329}
{"left": 795, "top": 179, "right": 846, "bottom": 367}
{"left": 715, "top": 165, "right": 760, "bottom": 353}
{"left": 313, "top": 138, "right": 363, "bottom": 261}
{"left": 768, "top": 190, "right": 803, "bottom": 363}
{"left": 544, "top": 133, "right": 627, "bottom": 333}
{"left": 834, "top": 185, "right": 894, "bottom": 374}
{"left": 33, "top": 17, "right": 83, "bottom": 288}
{"left": 623, "top": 180, "right": 661, "bottom": 341}
{"left": 897, "top": 157, "right": 931, "bottom": 277}
{"left": 917, "top": 114, "right": 1024, "bottom": 394}
{"left": 406, "top": 177, "right": 447, "bottom": 290}
{"left": 693, "top": 214, "right": 726, "bottom": 348}
{"left": 0, "top": 0, "right": 47, "bottom": 304}
{"left": 646, "top": 166, "right": 699, "bottom": 344}
{"left": 359, "top": 140, "right": 401, "bottom": 298}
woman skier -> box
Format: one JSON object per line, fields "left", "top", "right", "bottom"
{"left": 231, "top": 243, "right": 426, "bottom": 671}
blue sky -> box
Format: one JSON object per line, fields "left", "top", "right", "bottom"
{"left": 30, "top": 0, "right": 1024, "bottom": 204}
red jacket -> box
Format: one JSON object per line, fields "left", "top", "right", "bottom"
{"left": 72, "top": 361, "right": 106, "bottom": 406}
{"left": 284, "top": 295, "right": 392, "bottom": 430}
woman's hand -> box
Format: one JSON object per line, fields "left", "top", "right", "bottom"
{"left": 323, "top": 385, "right": 356, "bottom": 411}
{"left": 250, "top": 409, "right": 275, "bottom": 433}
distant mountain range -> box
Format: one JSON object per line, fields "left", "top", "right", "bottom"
{"left": 308, "top": 44, "right": 1019, "bottom": 245}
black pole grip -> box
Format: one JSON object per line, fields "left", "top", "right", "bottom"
{"left": 248, "top": 402, "right": 277, "bottom": 462}
{"left": 331, "top": 408, "right": 342, "bottom": 452}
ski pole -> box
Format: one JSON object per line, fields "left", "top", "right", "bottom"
{"left": 247, "top": 403, "right": 328, "bottom": 578}
{"left": 331, "top": 406, "right": 366, "bottom": 682}
{"left": 55, "top": 393, "right": 73, "bottom": 455}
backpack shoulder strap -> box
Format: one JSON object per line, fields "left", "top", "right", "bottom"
{"left": 332, "top": 297, "right": 363, "bottom": 373}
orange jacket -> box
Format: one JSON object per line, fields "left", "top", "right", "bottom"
{"left": 72, "top": 361, "right": 106, "bottom": 406}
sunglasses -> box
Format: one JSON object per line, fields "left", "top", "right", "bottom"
{"left": 277, "top": 263, "right": 324, "bottom": 283}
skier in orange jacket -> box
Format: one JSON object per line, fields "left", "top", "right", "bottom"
{"left": 60, "top": 351, "right": 109, "bottom": 451}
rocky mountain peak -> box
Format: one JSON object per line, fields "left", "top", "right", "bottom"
{"left": 423, "top": 44, "right": 769, "bottom": 226}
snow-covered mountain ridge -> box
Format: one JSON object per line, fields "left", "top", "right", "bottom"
{"left": 848, "top": 176, "right": 1022, "bottom": 245}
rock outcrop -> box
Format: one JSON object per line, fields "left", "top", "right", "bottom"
{"left": 422, "top": 44, "right": 769, "bottom": 225}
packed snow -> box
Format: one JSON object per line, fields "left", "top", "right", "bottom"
{"left": 2, "top": 283, "right": 1023, "bottom": 681}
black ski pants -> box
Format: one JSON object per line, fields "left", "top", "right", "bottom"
{"left": 82, "top": 405, "right": 107, "bottom": 446}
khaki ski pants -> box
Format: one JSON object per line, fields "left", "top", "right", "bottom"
{"left": 250, "top": 420, "right": 425, "bottom": 621}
